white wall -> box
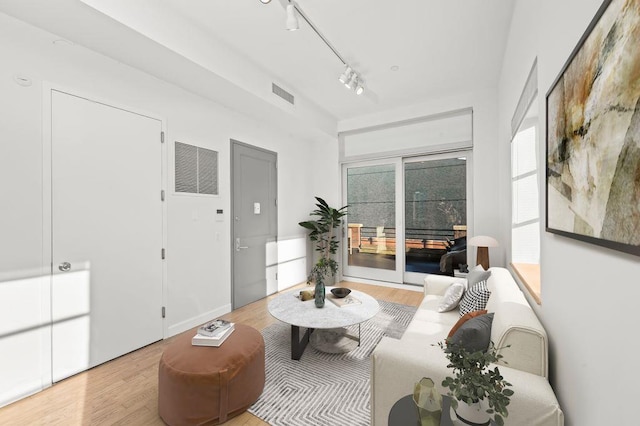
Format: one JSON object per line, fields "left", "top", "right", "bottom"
{"left": 338, "top": 87, "right": 502, "bottom": 267}
{"left": 0, "top": 11, "right": 336, "bottom": 404}
{"left": 498, "top": 1, "right": 640, "bottom": 424}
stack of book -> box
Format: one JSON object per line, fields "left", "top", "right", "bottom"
{"left": 192, "top": 319, "right": 235, "bottom": 347}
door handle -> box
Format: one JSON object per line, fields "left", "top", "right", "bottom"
{"left": 235, "top": 238, "right": 249, "bottom": 251}
{"left": 58, "top": 262, "right": 71, "bottom": 272}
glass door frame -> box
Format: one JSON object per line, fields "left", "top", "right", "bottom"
{"left": 341, "top": 151, "right": 473, "bottom": 286}
{"left": 402, "top": 151, "right": 474, "bottom": 285}
{"left": 341, "top": 158, "right": 404, "bottom": 284}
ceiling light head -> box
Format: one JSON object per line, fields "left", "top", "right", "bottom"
{"left": 259, "top": 0, "right": 272, "bottom": 3}
{"left": 355, "top": 82, "right": 365, "bottom": 95}
{"left": 346, "top": 73, "right": 358, "bottom": 89}
{"left": 338, "top": 66, "right": 353, "bottom": 84}
{"left": 286, "top": 4, "right": 299, "bottom": 31}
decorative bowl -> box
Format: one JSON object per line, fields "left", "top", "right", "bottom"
{"left": 331, "top": 287, "right": 351, "bottom": 298}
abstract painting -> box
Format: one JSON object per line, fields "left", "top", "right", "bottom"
{"left": 546, "top": 0, "right": 640, "bottom": 256}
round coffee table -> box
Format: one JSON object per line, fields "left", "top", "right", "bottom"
{"left": 268, "top": 287, "right": 379, "bottom": 360}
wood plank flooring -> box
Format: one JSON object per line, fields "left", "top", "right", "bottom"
{"left": 0, "top": 281, "right": 423, "bottom": 425}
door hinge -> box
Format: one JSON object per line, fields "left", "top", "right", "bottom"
{"left": 162, "top": 306, "right": 166, "bottom": 318}
{"left": 275, "top": 273, "right": 278, "bottom": 280}
{"left": 161, "top": 248, "right": 166, "bottom": 259}
{"left": 275, "top": 199, "right": 278, "bottom": 206}
{"left": 161, "top": 190, "right": 165, "bottom": 201}
{"left": 161, "top": 131, "right": 165, "bottom": 143}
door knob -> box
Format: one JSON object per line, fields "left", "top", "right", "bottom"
{"left": 58, "top": 262, "right": 71, "bottom": 272}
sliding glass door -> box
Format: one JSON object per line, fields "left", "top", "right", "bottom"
{"left": 342, "top": 160, "right": 403, "bottom": 283}
{"left": 342, "top": 153, "right": 470, "bottom": 285}
{"left": 403, "top": 154, "right": 468, "bottom": 284}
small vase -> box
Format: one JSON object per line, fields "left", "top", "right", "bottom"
{"left": 314, "top": 281, "right": 325, "bottom": 308}
{"left": 454, "top": 400, "right": 490, "bottom": 426}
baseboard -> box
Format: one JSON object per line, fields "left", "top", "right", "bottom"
{"left": 166, "top": 304, "right": 232, "bottom": 338}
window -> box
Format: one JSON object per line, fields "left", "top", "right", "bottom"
{"left": 510, "top": 60, "right": 541, "bottom": 303}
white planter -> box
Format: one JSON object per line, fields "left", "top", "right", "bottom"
{"left": 454, "top": 400, "right": 491, "bottom": 426}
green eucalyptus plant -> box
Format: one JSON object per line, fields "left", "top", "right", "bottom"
{"left": 437, "top": 341, "right": 514, "bottom": 426}
{"left": 298, "top": 197, "right": 348, "bottom": 287}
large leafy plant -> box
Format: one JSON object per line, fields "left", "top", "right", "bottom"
{"left": 437, "top": 341, "right": 514, "bottom": 426}
{"left": 298, "top": 197, "right": 347, "bottom": 286}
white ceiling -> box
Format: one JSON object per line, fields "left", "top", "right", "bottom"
{"left": 0, "top": 0, "right": 514, "bottom": 128}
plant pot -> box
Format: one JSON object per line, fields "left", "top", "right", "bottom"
{"left": 454, "top": 400, "right": 490, "bottom": 426}
{"left": 314, "top": 281, "right": 325, "bottom": 308}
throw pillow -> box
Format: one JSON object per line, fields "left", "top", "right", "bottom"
{"left": 458, "top": 280, "right": 491, "bottom": 316}
{"left": 447, "top": 312, "right": 495, "bottom": 353}
{"left": 437, "top": 282, "right": 466, "bottom": 312}
{"left": 466, "top": 264, "right": 491, "bottom": 287}
{"left": 447, "top": 309, "right": 487, "bottom": 338}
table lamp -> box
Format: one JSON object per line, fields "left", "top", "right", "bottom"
{"left": 468, "top": 235, "right": 499, "bottom": 270}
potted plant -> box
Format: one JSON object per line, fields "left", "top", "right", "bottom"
{"left": 298, "top": 197, "right": 347, "bottom": 308}
{"left": 437, "top": 341, "right": 514, "bottom": 426}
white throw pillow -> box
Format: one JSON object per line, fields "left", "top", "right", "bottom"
{"left": 437, "top": 282, "right": 466, "bottom": 312}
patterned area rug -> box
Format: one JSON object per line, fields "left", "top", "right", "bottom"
{"left": 248, "top": 300, "right": 417, "bottom": 426}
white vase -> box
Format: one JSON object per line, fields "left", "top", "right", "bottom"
{"left": 454, "top": 400, "right": 491, "bottom": 426}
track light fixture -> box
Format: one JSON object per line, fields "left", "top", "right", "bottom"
{"left": 280, "top": 2, "right": 365, "bottom": 96}
{"left": 339, "top": 64, "right": 365, "bottom": 95}
{"left": 286, "top": 4, "right": 299, "bottom": 31}
{"left": 339, "top": 67, "right": 352, "bottom": 85}
{"left": 259, "top": 0, "right": 272, "bottom": 4}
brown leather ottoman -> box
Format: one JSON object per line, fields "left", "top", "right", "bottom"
{"left": 158, "top": 323, "right": 265, "bottom": 425}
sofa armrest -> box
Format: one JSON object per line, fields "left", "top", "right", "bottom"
{"left": 371, "top": 337, "right": 563, "bottom": 426}
{"left": 423, "top": 274, "right": 465, "bottom": 296}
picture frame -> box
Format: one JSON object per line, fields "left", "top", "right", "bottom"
{"left": 545, "top": 0, "right": 640, "bottom": 256}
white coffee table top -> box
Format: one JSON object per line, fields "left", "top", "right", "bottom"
{"left": 268, "top": 287, "right": 379, "bottom": 329}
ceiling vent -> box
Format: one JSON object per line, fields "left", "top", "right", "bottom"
{"left": 272, "top": 83, "right": 295, "bottom": 105}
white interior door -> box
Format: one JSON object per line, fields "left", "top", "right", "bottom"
{"left": 51, "top": 90, "right": 163, "bottom": 381}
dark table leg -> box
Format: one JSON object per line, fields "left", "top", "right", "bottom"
{"left": 291, "top": 325, "right": 314, "bottom": 360}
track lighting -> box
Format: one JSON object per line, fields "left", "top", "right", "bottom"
{"left": 278, "top": 3, "right": 366, "bottom": 96}
{"left": 339, "top": 67, "right": 352, "bottom": 85}
{"left": 346, "top": 73, "right": 358, "bottom": 89}
{"left": 259, "top": 0, "right": 272, "bottom": 3}
{"left": 338, "top": 64, "right": 365, "bottom": 95}
{"left": 286, "top": 4, "right": 299, "bottom": 31}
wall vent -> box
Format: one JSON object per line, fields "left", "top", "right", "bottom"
{"left": 175, "top": 141, "right": 218, "bottom": 195}
{"left": 272, "top": 83, "right": 295, "bottom": 105}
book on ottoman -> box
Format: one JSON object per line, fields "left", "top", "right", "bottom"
{"left": 192, "top": 325, "right": 235, "bottom": 347}
{"left": 198, "top": 319, "right": 233, "bottom": 337}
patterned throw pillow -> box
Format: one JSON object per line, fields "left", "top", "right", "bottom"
{"left": 458, "top": 280, "right": 491, "bottom": 316}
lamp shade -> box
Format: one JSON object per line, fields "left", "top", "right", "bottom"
{"left": 468, "top": 235, "right": 499, "bottom": 247}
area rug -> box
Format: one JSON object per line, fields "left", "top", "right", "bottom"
{"left": 248, "top": 300, "right": 417, "bottom": 426}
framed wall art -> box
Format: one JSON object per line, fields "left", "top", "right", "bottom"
{"left": 546, "top": 0, "right": 640, "bottom": 256}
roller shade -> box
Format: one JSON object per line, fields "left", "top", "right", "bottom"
{"left": 340, "top": 108, "right": 472, "bottom": 161}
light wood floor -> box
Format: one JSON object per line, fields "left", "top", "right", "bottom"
{"left": 0, "top": 281, "right": 423, "bottom": 425}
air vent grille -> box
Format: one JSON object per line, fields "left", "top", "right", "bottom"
{"left": 175, "top": 141, "right": 218, "bottom": 195}
{"left": 272, "top": 83, "right": 295, "bottom": 105}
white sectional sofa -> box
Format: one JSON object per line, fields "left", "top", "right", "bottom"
{"left": 371, "top": 267, "right": 564, "bottom": 425}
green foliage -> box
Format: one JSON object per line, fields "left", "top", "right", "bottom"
{"left": 437, "top": 341, "right": 514, "bottom": 426}
{"left": 299, "top": 197, "right": 347, "bottom": 285}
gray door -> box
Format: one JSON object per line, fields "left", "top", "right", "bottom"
{"left": 232, "top": 141, "right": 277, "bottom": 309}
